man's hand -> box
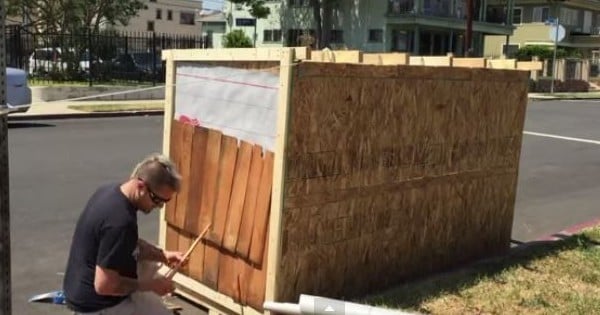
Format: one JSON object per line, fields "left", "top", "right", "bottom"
{"left": 163, "top": 250, "right": 186, "bottom": 268}
{"left": 139, "top": 276, "right": 175, "bottom": 296}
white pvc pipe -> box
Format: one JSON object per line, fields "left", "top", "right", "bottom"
{"left": 263, "top": 301, "right": 302, "bottom": 315}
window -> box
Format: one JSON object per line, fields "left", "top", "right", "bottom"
{"left": 560, "top": 8, "right": 578, "bottom": 26}
{"left": 289, "top": 0, "right": 309, "bottom": 6}
{"left": 167, "top": 10, "right": 173, "bottom": 20}
{"left": 147, "top": 21, "right": 155, "bottom": 32}
{"left": 512, "top": 7, "right": 522, "bottom": 24}
{"left": 330, "top": 30, "right": 343, "bottom": 43}
{"left": 368, "top": 29, "right": 384, "bottom": 42}
{"left": 180, "top": 11, "right": 195, "bottom": 25}
{"left": 263, "top": 29, "right": 282, "bottom": 42}
{"left": 156, "top": 9, "right": 162, "bottom": 20}
{"left": 532, "top": 7, "right": 549, "bottom": 23}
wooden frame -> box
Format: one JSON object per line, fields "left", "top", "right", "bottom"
{"left": 158, "top": 47, "right": 530, "bottom": 315}
{"left": 159, "top": 47, "right": 307, "bottom": 315}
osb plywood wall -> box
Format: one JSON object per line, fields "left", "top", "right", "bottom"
{"left": 277, "top": 62, "right": 529, "bottom": 302}
{"left": 165, "top": 120, "right": 274, "bottom": 312}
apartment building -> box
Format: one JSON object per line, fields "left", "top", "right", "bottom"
{"left": 484, "top": 0, "right": 600, "bottom": 59}
{"left": 224, "top": 0, "right": 515, "bottom": 56}
{"left": 110, "top": 0, "right": 204, "bottom": 36}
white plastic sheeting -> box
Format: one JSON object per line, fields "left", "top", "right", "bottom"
{"left": 174, "top": 63, "right": 280, "bottom": 151}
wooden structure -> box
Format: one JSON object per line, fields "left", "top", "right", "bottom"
{"left": 159, "top": 47, "right": 530, "bottom": 315}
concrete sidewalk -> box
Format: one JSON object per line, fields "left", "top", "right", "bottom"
{"left": 7, "top": 99, "right": 164, "bottom": 120}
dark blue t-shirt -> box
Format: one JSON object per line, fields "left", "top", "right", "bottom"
{"left": 63, "top": 183, "right": 139, "bottom": 313}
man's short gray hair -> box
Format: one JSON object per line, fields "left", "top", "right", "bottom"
{"left": 131, "top": 153, "right": 181, "bottom": 192}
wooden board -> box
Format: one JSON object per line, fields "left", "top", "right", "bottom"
{"left": 276, "top": 62, "right": 529, "bottom": 302}
{"left": 200, "top": 130, "right": 223, "bottom": 289}
{"left": 248, "top": 152, "right": 274, "bottom": 265}
{"left": 235, "top": 145, "right": 264, "bottom": 259}
{"left": 165, "top": 119, "right": 183, "bottom": 225}
{"left": 185, "top": 127, "right": 208, "bottom": 235}
{"left": 223, "top": 141, "right": 253, "bottom": 252}
{"left": 207, "top": 135, "right": 238, "bottom": 246}
{"left": 175, "top": 122, "right": 194, "bottom": 230}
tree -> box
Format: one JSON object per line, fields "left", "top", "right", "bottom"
{"left": 223, "top": 29, "right": 254, "bottom": 48}
{"left": 7, "top": 0, "right": 146, "bottom": 33}
{"left": 307, "top": 0, "right": 337, "bottom": 49}
{"left": 229, "top": 0, "right": 271, "bottom": 46}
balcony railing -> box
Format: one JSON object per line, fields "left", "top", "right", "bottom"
{"left": 388, "top": 0, "right": 416, "bottom": 15}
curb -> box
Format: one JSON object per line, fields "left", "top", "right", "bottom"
{"left": 7, "top": 110, "right": 164, "bottom": 121}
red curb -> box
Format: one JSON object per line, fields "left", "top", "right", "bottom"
{"left": 535, "top": 217, "right": 600, "bottom": 241}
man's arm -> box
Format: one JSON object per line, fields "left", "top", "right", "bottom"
{"left": 94, "top": 265, "right": 173, "bottom": 296}
{"left": 137, "top": 239, "right": 166, "bottom": 263}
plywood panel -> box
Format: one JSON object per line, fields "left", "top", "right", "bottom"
{"left": 248, "top": 152, "right": 274, "bottom": 265}
{"left": 223, "top": 141, "right": 253, "bottom": 252}
{"left": 235, "top": 145, "right": 264, "bottom": 258}
{"left": 277, "top": 62, "right": 529, "bottom": 302}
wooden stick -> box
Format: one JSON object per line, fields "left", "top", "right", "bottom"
{"left": 166, "top": 224, "right": 211, "bottom": 279}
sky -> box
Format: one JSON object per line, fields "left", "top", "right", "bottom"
{"left": 201, "top": 0, "right": 225, "bottom": 11}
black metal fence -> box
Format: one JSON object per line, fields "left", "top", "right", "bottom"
{"left": 5, "top": 25, "right": 211, "bottom": 86}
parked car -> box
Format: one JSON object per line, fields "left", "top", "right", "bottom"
{"left": 28, "top": 47, "right": 101, "bottom": 75}
{"left": 105, "top": 52, "right": 164, "bottom": 81}
{"left": 6, "top": 67, "right": 32, "bottom": 113}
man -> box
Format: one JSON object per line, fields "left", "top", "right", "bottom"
{"left": 63, "top": 153, "right": 185, "bottom": 315}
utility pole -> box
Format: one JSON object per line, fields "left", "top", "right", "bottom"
{"left": 464, "top": 0, "right": 474, "bottom": 56}
{"left": 0, "top": 0, "right": 11, "bottom": 314}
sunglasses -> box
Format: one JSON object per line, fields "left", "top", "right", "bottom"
{"left": 139, "top": 178, "right": 171, "bottom": 205}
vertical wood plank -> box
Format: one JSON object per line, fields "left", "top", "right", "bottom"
{"left": 249, "top": 151, "right": 274, "bottom": 265}
{"left": 265, "top": 48, "right": 295, "bottom": 307}
{"left": 246, "top": 229, "right": 269, "bottom": 311}
{"left": 207, "top": 135, "right": 238, "bottom": 246}
{"left": 200, "top": 129, "right": 223, "bottom": 289}
{"left": 165, "top": 223, "right": 179, "bottom": 252}
{"left": 177, "top": 230, "right": 193, "bottom": 276}
{"left": 188, "top": 236, "right": 205, "bottom": 283}
{"left": 159, "top": 51, "right": 176, "bottom": 250}
{"left": 185, "top": 127, "right": 209, "bottom": 235}
{"left": 235, "top": 145, "right": 264, "bottom": 258}
{"left": 165, "top": 119, "right": 183, "bottom": 225}
{"left": 217, "top": 251, "right": 243, "bottom": 302}
{"left": 175, "top": 123, "right": 194, "bottom": 230}
{"left": 223, "top": 141, "right": 253, "bottom": 252}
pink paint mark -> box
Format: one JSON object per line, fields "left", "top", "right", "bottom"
{"left": 178, "top": 114, "right": 201, "bottom": 127}
{"left": 177, "top": 72, "right": 278, "bottom": 90}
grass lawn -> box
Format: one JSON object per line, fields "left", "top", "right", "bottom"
{"left": 362, "top": 227, "right": 600, "bottom": 314}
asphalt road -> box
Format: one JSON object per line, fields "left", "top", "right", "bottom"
{"left": 5, "top": 100, "right": 600, "bottom": 314}
{"left": 513, "top": 99, "right": 600, "bottom": 241}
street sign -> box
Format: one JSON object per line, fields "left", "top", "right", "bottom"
{"left": 549, "top": 24, "right": 566, "bottom": 42}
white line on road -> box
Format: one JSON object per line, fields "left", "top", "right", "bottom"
{"left": 524, "top": 131, "right": 600, "bottom": 146}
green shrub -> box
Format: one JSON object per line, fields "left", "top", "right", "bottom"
{"left": 222, "top": 30, "right": 253, "bottom": 48}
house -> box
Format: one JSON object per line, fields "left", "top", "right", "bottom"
{"left": 224, "top": 0, "right": 516, "bottom": 56}
{"left": 197, "top": 10, "right": 227, "bottom": 48}
{"left": 484, "top": 0, "right": 600, "bottom": 59}
{"left": 110, "top": 0, "right": 204, "bottom": 36}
